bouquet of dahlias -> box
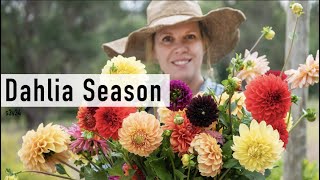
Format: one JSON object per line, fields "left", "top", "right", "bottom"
{"left": 5, "top": 2, "right": 319, "bottom": 180}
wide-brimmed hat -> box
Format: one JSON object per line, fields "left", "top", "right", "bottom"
{"left": 102, "top": 0, "right": 246, "bottom": 63}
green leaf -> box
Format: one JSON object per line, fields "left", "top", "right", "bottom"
{"left": 148, "top": 157, "right": 172, "bottom": 180}
{"left": 107, "top": 159, "right": 125, "bottom": 176}
{"left": 83, "top": 166, "right": 108, "bottom": 180}
{"left": 221, "top": 140, "right": 234, "bottom": 158}
{"left": 242, "top": 169, "right": 265, "bottom": 180}
{"left": 223, "top": 158, "right": 239, "bottom": 169}
{"left": 55, "top": 164, "right": 67, "bottom": 175}
{"left": 174, "top": 169, "right": 187, "bottom": 180}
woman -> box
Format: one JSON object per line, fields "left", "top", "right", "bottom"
{"left": 102, "top": 0, "right": 246, "bottom": 95}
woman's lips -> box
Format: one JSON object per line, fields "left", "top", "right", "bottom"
{"left": 172, "top": 59, "right": 191, "bottom": 66}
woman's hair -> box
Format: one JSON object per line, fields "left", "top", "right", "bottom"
{"left": 145, "top": 21, "right": 212, "bottom": 68}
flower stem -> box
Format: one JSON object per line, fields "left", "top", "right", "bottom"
{"left": 219, "top": 168, "right": 231, "bottom": 180}
{"left": 17, "top": 170, "right": 76, "bottom": 180}
{"left": 280, "top": 16, "right": 299, "bottom": 77}
{"left": 228, "top": 93, "right": 234, "bottom": 135}
{"left": 58, "top": 159, "right": 80, "bottom": 173}
{"left": 81, "top": 152, "right": 102, "bottom": 171}
{"left": 187, "top": 165, "right": 191, "bottom": 180}
{"left": 98, "top": 144, "right": 113, "bottom": 166}
{"left": 168, "top": 153, "right": 177, "bottom": 180}
{"left": 289, "top": 113, "right": 307, "bottom": 132}
{"left": 248, "top": 33, "right": 264, "bottom": 55}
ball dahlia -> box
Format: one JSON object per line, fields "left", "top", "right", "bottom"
{"left": 186, "top": 95, "right": 219, "bottom": 127}
{"left": 18, "top": 123, "right": 71, "bottom": 173}
{"left": 118, "top": 111, "right": 163, "bottom": 157}
{"left": 169, "top": 80, "right": 193, "bottom": 111}
{"left": 244, "top": 74, "right": 291, "bottom": 124}
{"left": 94, "top": 107, "right": 136, "bottom": 140}
{"left": 189, "top": 133, "right": 223, "bottom": 177}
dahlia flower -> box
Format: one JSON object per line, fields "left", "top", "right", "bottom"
{"left": 236, "top": 49, "right": 270, "bottom": 83}
{"left": 271, "top": 120, "right": 289, "bottom": 148}
{"left": 285, "top": 50, "right": 319, "bottom": 89}
{"left": 18, "top": 123, "right": 71, "bottom": 173}
{"left": 66, "top": 124, "right": 108, "bottom": 155}
{"left": 157, "top": 107, "right": 173, "bottom": 123}
{"left": 101, "top": 55, "right": 146, "bottom": 74}
{"left": 244, "top": 74, "right": 291, "bottom": 124}
{"left": 167, "top": 113, "right": 202, "bottom": 155}
{"left": 265, "top": 70, "right": 287, "bottom": 81}
{"left": 118, "top": 111, "right": 163, "bottom": 157}
{"left": 169, "top": 80, "right": 193, "bottom": 111}
{"left": 94, "top": 107, "right": 136, "bottom": 140}
{"left": 232, "top": 120, "right": 284, "bottom": 173}
{"left": 77, "top": 107, "right": 98, "bottom": 131}
{"left": 186, "top": 95, "right": 219, "bottom": 127}
{"left": 189, "top": 133, "right": 223, "bottom": 177}
{"left": 219, "top": 92, "right": 246, "bottom": 119}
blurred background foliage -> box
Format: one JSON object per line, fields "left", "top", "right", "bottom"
{"left": 1, "top": 1, "right": 319, "bottom": 179}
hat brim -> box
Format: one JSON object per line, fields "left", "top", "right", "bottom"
{"left": 102, "top": 7, "right": 246, "bottom": 63}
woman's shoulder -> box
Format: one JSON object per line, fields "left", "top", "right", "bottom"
{"left": 199, "top": 78, "right": 224, "bottom": 95}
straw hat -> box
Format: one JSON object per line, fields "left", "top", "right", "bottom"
{"left": 102, "top": 0, "right": 246, "bottom": 63}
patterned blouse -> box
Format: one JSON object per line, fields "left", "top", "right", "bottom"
{"left": 199, "top": 78, "right": 224, "bottom": 95}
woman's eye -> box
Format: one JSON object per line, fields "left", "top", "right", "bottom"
{"left": 186, "top": 34, "right": 196, "bottom": 40}
{"left": 162, "top": 36, "right": 173, "bottom": 43}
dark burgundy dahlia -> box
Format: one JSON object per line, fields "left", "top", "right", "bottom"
{"left": 169, "top": 80, "right": 193, "bottom": 111}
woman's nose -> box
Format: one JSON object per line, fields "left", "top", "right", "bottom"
{"left": 173, "top": 42, "right": 188, "bottom": 54}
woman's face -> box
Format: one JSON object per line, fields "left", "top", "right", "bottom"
{"left": 153, "top": 22, "right": 204, "bottom": 83}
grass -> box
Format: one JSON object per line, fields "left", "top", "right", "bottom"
{"left": 1, "top": 98, "right": 319, "bottom": 179}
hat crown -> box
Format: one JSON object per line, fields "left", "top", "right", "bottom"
{"left": 147, "top": 0, "right": 203, "bottom": 25}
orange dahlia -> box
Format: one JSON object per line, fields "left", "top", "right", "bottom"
{"left": 189, "top": 133, "right": 223, "bottom": 177}
{"left": 77, "top": 107, "right": 98, "bottom": 131}
{"left": 17, "top": 123, "right": 71, "bottom": 173}
{"left": 118, "top": 111, "right": 163, "bottom": 157}
{"left": 244, "top": 74, "right": 291, "bottom": 124}
{"left": 94, "top": 107, "right": 136, "bottom": 140}
{"left": 170, "top": 118, "right": 202, "bottom": 155}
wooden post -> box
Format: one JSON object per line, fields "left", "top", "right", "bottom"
{"left": 283, "top": 1, "right": 310, "bottom": 180}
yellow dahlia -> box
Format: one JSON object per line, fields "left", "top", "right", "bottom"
{"left": 236, "top": 49, "right": 270, "bottom": 83}
{"left": 18, "top": 123, "right": 71, "bottom": 173}
{"left": 231, "top": 120, "right": 284, "bottom": 173}
{"left": 219, "top": 92, "right": 246, "bottom": 119}
{"left": 101, "top": 55, "right": 146, "bottom": 74}
{"left": 118, "top": 111, "right": 163, "bottom": 157}
{"left": 189, "top": 133, "right": 223, "bottom": 177}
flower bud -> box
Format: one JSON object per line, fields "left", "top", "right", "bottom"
{"left": 291, "top": 94, "right": 299, "bottom": 104}
{"left": 265, "top": 29, "right": 275, "bottom": 40}
{"left": 290, "top": 3, "right": 304, "bottom": 16}
{"left": 174, "top": 114, "right": 184, "bottom": 125}
{"left": 82, "top": 130, "right": 94, "bottom": 139}
{"left": 262, "top": 26, "right": 275, "bottom": 40}
{"left": 304, "top": 108, "right": 316, "bottom": 122}
{"left": 163, "top": 129, "right": 172, "bottom": 136}
{"left": 181, "top": 154, "right": 190, "bottom": 167}
{"left": 232, "top": 77, "right": 242, "bottom": 91}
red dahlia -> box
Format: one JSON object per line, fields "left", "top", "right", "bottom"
{"left": 265, "top": 70, "right": 288, "bottom": 81}
{"left": 244, "top": 74, "right": 291, "bottom": 124}
{"left": 77, "top": 107, "right": 98, "bottom": 131}
{"left": 94, "top": 107, "right": 136, "bottom": 140}
{"left": 271, "top": 120, "right": 289, "bottom": 148}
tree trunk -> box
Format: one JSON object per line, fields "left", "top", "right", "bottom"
{"left": 283, "top": 1, "right": 310, "bottom": 180}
